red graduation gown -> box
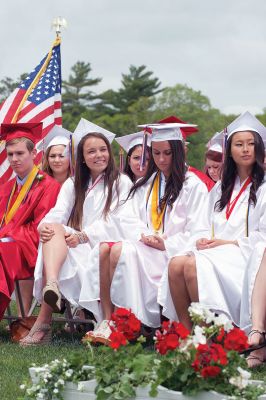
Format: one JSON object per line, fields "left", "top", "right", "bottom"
{"left": 188, "top": 166, "right": 215, "bottom": 192}
{"left": 0, "top": 172, "right": 60, "bottom": 319}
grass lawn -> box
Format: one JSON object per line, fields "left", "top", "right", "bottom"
{"left": 0, "top": 310, "right": 266, "bottom": 400}
{"left": 0, "top": 315, "right": 86, "bottom": 400}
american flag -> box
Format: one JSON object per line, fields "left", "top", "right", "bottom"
{"left": 0, "top": 38, "right": 62, "bottom": 183}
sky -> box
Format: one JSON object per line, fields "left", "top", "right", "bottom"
{"left": 1, "top": 0, "right": 266, "bottom": 115}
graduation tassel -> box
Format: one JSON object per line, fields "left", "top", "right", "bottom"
{"left": 222, "top": 127, "right": 228, "bottom": 163}
{"left": 140, "top": 128, "right": 151, "bottom": 171}
{"left": 119, "top": 147, "right": 124, "bottom": 172}
{"left": 69, "top": 134, "right": 75, "bottom": 176}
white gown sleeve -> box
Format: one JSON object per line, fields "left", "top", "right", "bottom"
{"left": 164, "top": 177, "right": 210, "bottom": 258}
{"left": 38, "top": 178, "right": 75, "bottom": 229}
{"left": 237, "top": 183, "right": 266, "bottom": 262}
{"left": 83, "top": 174, "right": 136, "bottom": 245}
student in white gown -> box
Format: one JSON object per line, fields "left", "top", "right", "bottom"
{"left": 41, "top": 125, "right": 72, "bottom": 185}
{"left": 84, "top": 123, "right": 208, "bottom": 343}
{"left": 160, "top": 111, "right": 266, "bottom": 331}
{"left": 116, "top": 131, "right": 151, "bottom": 182}
{"left": 240, "top": 247, "right": 266, "bottom": 367}
{"left": 20, "top": 119, "right": 131, "bottom": 345}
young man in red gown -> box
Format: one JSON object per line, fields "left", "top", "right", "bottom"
{"left": 0, "top": 122, "right": 61, "bottom": 320}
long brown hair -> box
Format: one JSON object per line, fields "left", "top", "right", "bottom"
{"left": 128, "top": 140, "right": 187, "bottom": 209}
{"left": 68, "top": 132, "right": 120, "bottom": 230}
{"left": 42, "top": 145, "right": 71, "bottom": 178}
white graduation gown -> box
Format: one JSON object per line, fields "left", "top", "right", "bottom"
{"left": 33, "top": 174, "right": 132, "bottom": 305}
{"left": 159, "top": 176, "right": 266, "bottom": 327}
{"left": 108, "top": 171, "right": 208, "bottom": 328}
{"left": 240, "top": 241, "right": 266, "bottom": 332}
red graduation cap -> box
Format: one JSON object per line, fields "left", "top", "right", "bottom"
{"left": 158, "top": 116, "right": 198, "bottom": 140}
{"left": 0, "top": 122, "right": 43, "bottom": 144}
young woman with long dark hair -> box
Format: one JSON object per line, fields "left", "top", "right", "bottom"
{"left": 116, "top": 131, "right": 151, "bottom": 182}
{"left": 20, "top": 119, "right": 131, "bottom": 345}
{"left": 159, "top": 111, "right": 266, "bottom": 332}
{"left": 82, "top": 124, "right": 208, "bottom": 343}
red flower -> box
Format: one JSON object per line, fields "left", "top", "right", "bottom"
{"left": 109, "top": 331, "right": 127, "bottom": 349}
{"left": 172, "top": 322, "right": 190, "bottom": 339}
{"left": 114, "top": 308, "right": 131, "bottom": 318}
{"left": 192, "top": 343, "right": 228, "bottom": 373}
{"left": 216, "top": 327, "right": 225, "bottom": 343}
{"left": 201, "top": 366, "right": 221, "bottom": 378}
{"left": 110, "top": 308, "right": 141, "bottom": 341}
{"left": 223, "top": 327, "right": 248, "bottom": 352}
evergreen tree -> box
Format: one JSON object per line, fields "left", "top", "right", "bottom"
{"left": 96, "top": 65, "right": 162, "bottom": 115}
{"left": 62, "top": 61, "right": 101, "bottom": 127}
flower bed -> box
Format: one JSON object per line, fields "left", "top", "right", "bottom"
{"left": 21, "top": 304, "right": 266, "bottom": 400}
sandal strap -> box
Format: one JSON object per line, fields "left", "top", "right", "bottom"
{"left": 249, "top": 329, "right": 266, "bottom": 338}
{"left": 28, "top": 323, "right": 51, "bottom": 337}
{"left": 247, "top": 354, "right": 264, "bottom": 362}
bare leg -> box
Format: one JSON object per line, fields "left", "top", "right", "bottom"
{"left": 109, "top": 242, "right": 122, "bottom": 282}
{"left": 42, "top": 223, "right": 68, "bottom": 281}
{"left": 247, "top": 250, "right": 266, "bottom": 367}
{"left": 168, "top": 255, "right": 193, "bottom": 330}
{"left": 183, "top": 256, "right": 199, "bottom": 303}
{"left": 99, "top": 243, "right": 113, "bottom": 320}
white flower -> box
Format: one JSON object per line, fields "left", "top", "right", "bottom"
{"left": 229, "top": 367, "right": 251, "bottom": 389}
{"left": 53, "top": 388, "right": 59, "bottom": 393}
{"left": 58, "top": 378, "right": 64, "bottom": 386}
{"left": 213, "top": 314, "right": 233, "bottom": 332}
{"left": 65, "top": 369, "right": 73, "bottom": 377}
{"left": 237, "top": 367, "right": 251, "bottom": 380}
{"left": 19, "top": 384, "right": 26, "bottom": 390}
{"left": 188, "top": 302, "right": 206, "bottom": 318}
{"left": 77, "top": 382, "right": 84, "bottom": 391}
{"left": 192, "top": 326, "right": 206, "bottom": 345}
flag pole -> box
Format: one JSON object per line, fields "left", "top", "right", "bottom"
{"left": 11, "top": 17, "right": 67, "bottom": 123}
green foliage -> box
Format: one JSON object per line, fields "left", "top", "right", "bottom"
{"left": 0, "top": 73, "right": 27, "bottom": 102}
{"left": 96, "top": 65, "right": 161, "bottom": 116}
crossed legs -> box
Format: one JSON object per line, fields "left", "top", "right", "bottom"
{"left": 20, "top": 224, "right": 68, "bottom": 344}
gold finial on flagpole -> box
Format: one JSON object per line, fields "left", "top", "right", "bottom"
{"left": 51, "top": 16, "right": 67, "bottom": 38}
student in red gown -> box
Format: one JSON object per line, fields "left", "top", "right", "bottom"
{"left": 0, "top": 122, "right": 60, "bottom": 320}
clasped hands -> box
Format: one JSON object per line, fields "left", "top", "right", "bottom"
{"left": 39, "top": 224, "right": 81, "bottom": 248}
{"left": 196, "top": 238, "right": 238, "bottom": 250}
{"left": 140, "top": 233, "right": 166, "bottom": 251}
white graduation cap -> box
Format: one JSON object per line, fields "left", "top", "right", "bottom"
{"left": 138, "top": 123, "right": 183, "bottom": 142}
{"left": 73, "top": 118, "right": 115, "bottom": 154}
{"left": 206, "top": 131, "right": 224, "bottom": 153}
{"left": 115, "top": 131, "right": 151, "bottom": 153}
{"left": 227, "top": 111, "right": 266, "bottom": 142}
{"left": 37, "top": 125, "right": 71, "bottom": 153}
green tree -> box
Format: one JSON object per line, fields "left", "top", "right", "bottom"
{"left": 62, "top": 62, "right": 101, "bottom": 128}
{"left": 152, "top": 84, "right": 230, "bottom": 169}
{"left": 96, "top": 65, "right": 162, "bottom": 115}
{"left": 0, "top": 73, "right": 27, "bottom": 102}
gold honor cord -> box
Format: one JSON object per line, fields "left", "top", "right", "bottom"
{"left": 2, "top": 165, "right": 39, "bottom": 226}
{"left": 211, "top": 206, "right": 249, "bottom": 239}
{"left": 11, "top": 37, "right": 61, "bottom": 123}
{"left": 149, "top": 173, "right": 167, "bottom": 234}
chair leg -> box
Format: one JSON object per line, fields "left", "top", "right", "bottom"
{"left": 15, "top": 281, "right": 25, "bottom": 318}
{"left": 64, "top": 301, "right": 76, "bottom": 341}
